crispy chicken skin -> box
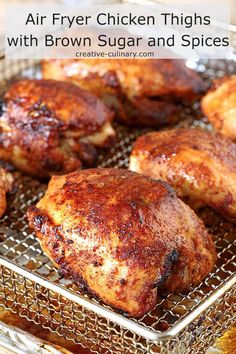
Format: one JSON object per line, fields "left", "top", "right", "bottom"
{"left": 0, "top": 79, "right": 115, "bottom": 178}
{"left": 27, "top": 168, "right": 216, "bottom": 318}
{"left": 130, "top": 128, "right": 236, "bottom": 221}
{"left": 42, "top": 59, "right": 206, "bottom": 127}
{"left": 201, "top": 76, "right": 236, "bottom": 141}
{"left": 0, "top": 167, "right": 13, "bottom": 217}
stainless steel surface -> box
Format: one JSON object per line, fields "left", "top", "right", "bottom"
{"left": 0, "top": 320, "right": 73, "bottom": 354}
{"left": 0, "top": 59, "right": 235, "bottom": 353}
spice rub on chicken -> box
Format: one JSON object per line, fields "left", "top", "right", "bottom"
{"left": 130, "top": 128, "right": 236, "bottom": 221}
{"left": 27, "top": 168, "right": 216, "bottom": 317}
{"left": 0, "top": 79, "right": 116, "bottom": 178}
{"left": 201, "top": 76, "right": 236, "bottom": 141}
{"left": 42, "top": 59, "right": 206, "bottom": 127}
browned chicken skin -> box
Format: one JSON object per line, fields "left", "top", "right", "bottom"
{"left": 130, "top": 128, "right": 236, "bottom": 221}
{"left": 201, "top": 76, "right": 236, "bottom": 141}
{"left": 0, "top": 79, "right": 115, "bottom": 178}
{"left": 42, "top": 59, "right": 206, "bottom": 127}
{"left": 0, "top": 167, "right": 12, "bottom": 217}
{"left": 27, "top": 168, "right": 216, "bottom": 318}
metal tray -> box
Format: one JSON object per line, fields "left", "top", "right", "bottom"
{"left": 0, "top": 319, "right": 73, "bottom": 354}
{"left": 0, "top": 58, "right": 235, "bottom": 354}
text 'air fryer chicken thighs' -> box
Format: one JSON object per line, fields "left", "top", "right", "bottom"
{"left": 0, "top": 167, "right": 13, "bottom": 218}
{"left": 0, "top": 79, "right": 115, "bottom": 178}
{"left": 201, "top": 76, "right": 236, "bottom": 141}
{"left": 130, "top": 128, "right": 236, "bottom": 221}
{"left": 27, "top": 168, "right": 216, "bottom": 318}
{"left": 42, "top": 59, "right": 206, "bottom": 127}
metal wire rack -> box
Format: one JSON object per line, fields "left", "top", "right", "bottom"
{"left": 0, "top": 58, "right": 235, "bottom": 354}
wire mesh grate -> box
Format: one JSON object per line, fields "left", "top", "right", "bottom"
{"left": 0, "top": 58, "right": 235, "bottom": 353}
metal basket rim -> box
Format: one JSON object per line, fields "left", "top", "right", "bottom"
{"left": 0, "top": 255, "right": 235, "bottom": 342}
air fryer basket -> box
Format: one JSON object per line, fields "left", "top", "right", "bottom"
{"left": 0, "top": 58, "right": 235, "bottom": 354}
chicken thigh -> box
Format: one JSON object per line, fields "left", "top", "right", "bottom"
{"left": 42, "top": 59, "right": 206, "bottom": 127}
{"left": 27, "top": 168, "right": 216, "bottom": 317}
{"left": 0, "top": 80, "right": 115, "bottom": 178}
{"left": 130, "top": 128, "right": 236, "bottom": 221}
{"left": 201, "top": 76, "right": 236, "bottom": 141}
